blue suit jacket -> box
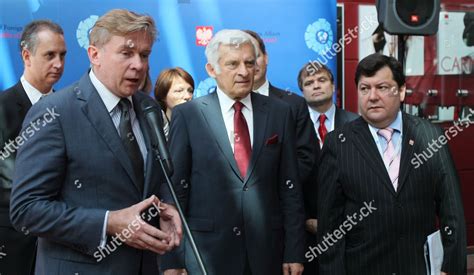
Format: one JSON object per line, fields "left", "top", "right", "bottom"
{"left": 10, "top": 73, "right": 171, "bottom": 275}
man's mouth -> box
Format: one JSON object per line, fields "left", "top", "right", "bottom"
{"left": 125, "top": 78, "right": 140, "bottom": 84}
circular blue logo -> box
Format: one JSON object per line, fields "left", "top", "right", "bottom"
{"left": 76, "top": 15, "right": 99, "bottom": 50}
{"left": 305, "top": 18, "right": 333, "bottom": 54}
{"left": 195, "top": 77, "right": 217, "bottom": 98}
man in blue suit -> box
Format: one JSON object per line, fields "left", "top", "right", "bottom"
{"left": 162, "top": 29, "right": 305, "bottom": 275}
{"left": 10, "top": 9, "right": 182, "bottom": 275}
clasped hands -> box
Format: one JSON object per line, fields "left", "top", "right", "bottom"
{"left": 106, "top": 195, "right": 182, "bottom": 255}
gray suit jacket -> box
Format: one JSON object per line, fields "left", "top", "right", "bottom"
{"left": 161, "top": 92, "right": 305, "bottom": 275}
{"left": 10, "top": 73, "right": 171, "bottom": 275}
{"left": 317, "top": 114, "right": 466, "bottom": 274}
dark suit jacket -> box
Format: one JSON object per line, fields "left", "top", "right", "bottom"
{"left": 162, "top": 92, "right": 305, "bottom": 275}
{"left": 307, "top": 106, "right": 359, "bottom": 219}
{"left": 0, "top": 82, "right": 36, "bottom": 275}
{"left": 0, "top": 82, "right": 31, "bottom": 211}
{"left": 268, "top": 84, "right": 319, "bottom": 186}
{"left": 317, "top": 114, "right": 466, "bottom": 274}
{"left": 10, "top": 73, "right": 171, "bottom": 275}
{"left": 334, "top": 106, "right": 359, "bottom": 129}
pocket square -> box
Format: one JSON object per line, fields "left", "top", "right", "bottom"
{"left": 265, "top": 134, "right": 279, "bottom": 145}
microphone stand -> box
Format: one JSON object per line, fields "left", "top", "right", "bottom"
{"left": 152, "top": 147, "right": 208, "bottom": 275}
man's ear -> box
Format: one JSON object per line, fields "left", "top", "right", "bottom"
{"left": 87, "top": 45, "right": 100, "bottom": 66}
{"left": 22, "top": 49, "right": 31, "bottom": 67}
{"left": 399, "top": 84, "right": 406, "bottom": 102}
{"left": 205, "top": 63, "right": 217, "bottom": 78}
{"left": 264, "top": 53, "right": 269, "bottom": 65}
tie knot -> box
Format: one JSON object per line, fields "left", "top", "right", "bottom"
{"left": 319, "top": 114, "right": 327, "bottom": 123}
{"left": 378, "top": 127, "right": 394, "bottom": 141}
{"left": 233, "top": 101, "right": 244, "bottom": 112}
{"left": 118, "top": 98, "right": 131, "bottom": 112}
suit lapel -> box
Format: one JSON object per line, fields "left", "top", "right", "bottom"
{"left": 14, "top": 82, "right": 32, "bottom": 125}
{"left": 244, "top": 93, "right": 268, "bottom": 184}
{"left": 77, "top": 74, "right": 142, "bottom": 194}
{"left": 352, "top": 117, "right": 396, "bottom": 196}
{"left": 397, "top": 113, "right": 417, "bottom": 194}
{"left": 200, "top": 92, "right": 242, "bottom": 180}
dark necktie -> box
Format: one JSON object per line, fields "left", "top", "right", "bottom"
{"left": 318, "top": 114, "right": 328, "bottom": 145}
{"left": 118, "top": 98, "right": 144, "bottom": 191}
{"left": 233, "top": 101, "right": 251, "bottom": 178}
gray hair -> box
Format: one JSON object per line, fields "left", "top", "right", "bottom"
{"left": 205, "top": 29, "right": 259, "bottom": 73}
{"left": 20, "top": 20, "right": 64, "bottom": 54}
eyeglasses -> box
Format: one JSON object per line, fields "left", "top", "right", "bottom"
{"left": 358, "top": 84, "right": 399, "bottom": 96}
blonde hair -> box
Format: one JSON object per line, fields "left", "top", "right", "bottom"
{"left": 89, "top": 9, "right": 157, "bottom": 48}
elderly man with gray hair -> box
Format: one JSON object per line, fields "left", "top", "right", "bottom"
{"left": 10, "top": 9, "right": 182, "bottom": 275}
{"left": 161, "top": 29, "right": 305, "bottom": 275}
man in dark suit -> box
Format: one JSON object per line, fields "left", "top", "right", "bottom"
{"left": 10, "top": 9, "right": 182, "bottom": 275}
{"left": 298, "top": 62, "right": 358, "bottom": 149}
{"left": 243, "top": 30, "right": 318, "bottom": 187}
{"left": 162, "top": 29, "right": 305, "bottom": 275}
{"left": 0, "top": 19, "right": 66, "bottom": 275}
{"left": 317, "top": 53, "right": 466, "bottom": 274}
{"left": 242, "top": 31, "right": 320, "bottom": 274}
{"left": 297, "top": 62, "right": 358, "bottom": 274}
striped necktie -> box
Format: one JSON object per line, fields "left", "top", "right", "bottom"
{"left": 378, "top": 128, "right": 400, "bottom": 191}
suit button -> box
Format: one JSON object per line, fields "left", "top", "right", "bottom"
{"left": 243, "top": 186, "right": 249, "bottom": 191}
{"left": 397, "top": 203, "right": 403, "bottom": 209}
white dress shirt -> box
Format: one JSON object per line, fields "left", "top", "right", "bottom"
{"left": 216, "top": 87, "right": 254, "bottom": 151}
{"left": 308, "top": 103, "right": 336, "bottom": 147}
{"left": 20, "top": 75, "right": 52, "bottom": 104}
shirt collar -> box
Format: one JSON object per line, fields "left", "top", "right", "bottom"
{"left": 253, "top": 79, "right": 269, "bottom": 97}
{"left": 368, "top": 110, "right": 403, "bottom": 139}
{"left": 216, "top": 86, "right": 253, "bottom": 112}
{"left": 89, "top": 69, "right": 133, "bottom": 113}
{"left": 308, "top": 103, "right": 336, "bottom": 122}
{"left": 20, "top": 75, "right": 53, "bottom": 105}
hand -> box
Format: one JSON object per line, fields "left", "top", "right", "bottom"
{"left": 159, "top": 202, "right": 183, "bottom": 247}
{"left": 283, "top": 263, "right": 304, "bottom": 275}
{"left": 106, "top": 195, "right": 173, "bottom": 255}
{"left": 441, "top": 272, "right": 448, "bottom": 275}
{"left": 305, "top": 218, "right": 318, "bottom": 234}
{"left": 164, "top": 269, "right": 188, "bottom": 275}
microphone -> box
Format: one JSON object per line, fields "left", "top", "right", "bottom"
{"left": 141, "top": 97, "right": 208, "bottom": 274}
{"left": 141, "top": 98, "right": 173, "bottom": 176}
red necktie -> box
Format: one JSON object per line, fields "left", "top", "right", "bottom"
{"left": 233, "top": 101, "right": 251, "bottom": 178}
{"left": 318, "top": 114, "right": 328, "bottom": 145}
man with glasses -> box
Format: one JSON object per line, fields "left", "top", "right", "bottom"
{"left": 316, "top": 53, "right": 466, "bottom": 274}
